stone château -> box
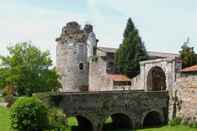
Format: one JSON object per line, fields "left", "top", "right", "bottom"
{"left": 56, "top": 21, "right": 182, "bottom": 92}
{"left": 53, "top": 21, "right": 196, "bottom": 130}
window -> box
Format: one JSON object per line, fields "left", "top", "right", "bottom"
{"left": 79, "top": 63, "right": 84, "bottom": 70}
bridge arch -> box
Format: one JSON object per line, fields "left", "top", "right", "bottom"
{"left": 142, "top": 110, "right": 164, "bottom": 128}
{"left": 147, "top": 66, "right": 166, "bottom": 91}
{"left": 102, "top": 113, "right": 133, "bottom": 131}
{"left": 67, "top": 115, "right": 94, "bottom": 131}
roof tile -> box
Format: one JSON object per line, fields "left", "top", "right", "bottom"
{"left": 107, "top": 74, "right": 130, "bottom": 81}
{"left": 181, "top": 65, "right": 197, "bottom": 72}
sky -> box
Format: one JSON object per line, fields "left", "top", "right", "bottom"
{"left": 0, "top": 0, "right": 196, "bottom": 64}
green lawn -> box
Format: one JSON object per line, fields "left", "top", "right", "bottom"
{"left": 0, "top": 106, "right": 10, "bottom": 131}
{"left": 100, "top": 125, "right": 197, "bottom": 131}
{"left": 137, "top": 125, "right": 197, "bottom": 131}
{"left": 0, "top": 106, "right": 196, "bottom": 131}
{"left": 104, "top": 125, "right": 197, "bottom": 131}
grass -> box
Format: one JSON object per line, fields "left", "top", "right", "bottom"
{"left": 66, "top": 117, "right": 196, "bottom": 131}
{"left": 101, "top": 125, "right": 197, "bottom": 131}
{"left": 0, "top": 107, "right": 196, "bottom": 131}
{"left": 0, "top": 106, "right": 10, "bottom": 131}
{"left": 137, "top": 125, "right": 197, "bottom": 131}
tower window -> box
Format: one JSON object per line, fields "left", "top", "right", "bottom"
{"left": 79, "top": 63, "right": 84, "bottom": 70}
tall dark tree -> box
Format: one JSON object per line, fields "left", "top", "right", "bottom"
{"left": 0, "top": 42, "right": 61, "bottom": 96}
{"left": 179, "top": 39, "right": 197, "bottom": 68}
{"left": 116, "top": 18, "right": 148, "bottom": 78}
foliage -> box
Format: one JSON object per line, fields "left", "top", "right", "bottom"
{"left": 169, "top": 117, "right": 182, "bottom": 126}
{"left": 10, "top": 97, "right": 48, "bottom": 131}
{"left": 115, "top": 18, "right": 148, "bottom": 78}
{"left": 2, "top": 84, "right": 15, "bottom": 96}
{"left": 179, "top": 40, "right": 197, "bottom": 68}
{"left": 0, "top": 42, "right": 61, "bottom": 96}
{"left": 169, "top": 117, "right": 197, "bottom": 128}
{"left": 48, "top": 107, "right": 66, "bottom": 129}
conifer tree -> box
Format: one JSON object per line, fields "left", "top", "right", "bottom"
{"left": 116, "top": 18, "right": 148, "bottom": 78}
{"left": 179, "top": 39, "right": 197, "bottom": 68}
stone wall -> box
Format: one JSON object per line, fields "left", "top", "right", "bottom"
{"left": 130, "top": 74, "right": 143, "bottom": 90}
{"left": 89, "top": 56, "right": 113, "bottom": 91}
{"left": 171, "top": 74, "right": 197, "bottom": 123}
{"left": 56, "top": 22, "right": 89, "bottom": 92}
{"left": 40, "top": 91, "right": 169, "bottom": 130}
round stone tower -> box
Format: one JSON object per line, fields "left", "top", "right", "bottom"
{"left": 56, "top": 22, "right": 90, "bottom": 92}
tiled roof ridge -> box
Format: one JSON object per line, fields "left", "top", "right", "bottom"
{"left": 181, "top": 65, "right": 197, "bottom": 72}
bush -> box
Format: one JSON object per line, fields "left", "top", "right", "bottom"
{"left": 190, "top": 122, "right": 197, "bottom": 128}
{"left": 10, "top": 97, "right": 48, "bottom": 131}
{"left": 47, "top": 107, "right": 66, "bottom": 129}
{"left": 169, "top": 117, "right": 182, "bottom": 126}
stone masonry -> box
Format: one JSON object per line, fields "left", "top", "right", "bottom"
{"left": 56, "top": 22, "right": 90, "bottom": 92}
{"left": 39, "top": 91, "right": 169, "bottom": 131}
{"left": 171, "top": 74, "right": 197, "bottom": 123}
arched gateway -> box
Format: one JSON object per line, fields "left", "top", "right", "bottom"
{"left": 140, "top": 57, "right": 181, "bottom": 91}
{"left": 147, "top": 66, "right": 166, "bottom": 91}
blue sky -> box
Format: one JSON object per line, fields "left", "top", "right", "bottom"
{"left": 0, "top": 0, "right": 196, "bottom": 64}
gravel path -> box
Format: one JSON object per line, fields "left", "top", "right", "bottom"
{"left": 0, "top": 102, "right": 7, "bottom": 107}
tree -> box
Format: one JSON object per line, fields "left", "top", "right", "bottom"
{"left": 0, "top": 42, "right": 61, "bottom": 96}
{"left": 115, "top": 18, "right": 148, "bottom": 78}
{"left": 179, "top": 39, "right": 197, "bottom": 68}
{"left": 10, "top": 97, "right": 48, "bottom": 131}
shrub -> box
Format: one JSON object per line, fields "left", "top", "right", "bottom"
{"left": 47, "top": 107, "right": 66, "bottom": 129}
{"left": 10, "top": 97, "right": 48, "bottom": 131}
{"left": 190, "top": 122, "right": 197, "bottom": 128}
{"left": 169, "top": 117, "right": 182, "bottom": 126}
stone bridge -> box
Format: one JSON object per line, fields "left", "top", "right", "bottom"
{"left": 39, "top": 91, "right": 169, "bottom": 131}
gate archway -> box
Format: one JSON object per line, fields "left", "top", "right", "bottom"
{"left": 147, "top": 66, "right": 166, "bottom": 91}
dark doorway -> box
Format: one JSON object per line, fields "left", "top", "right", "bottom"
{"left": 147, "top": 66, "right": 166, "bottom": 91}
{"left": 143, "top": 111, "right": 163, "bottom": 128}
